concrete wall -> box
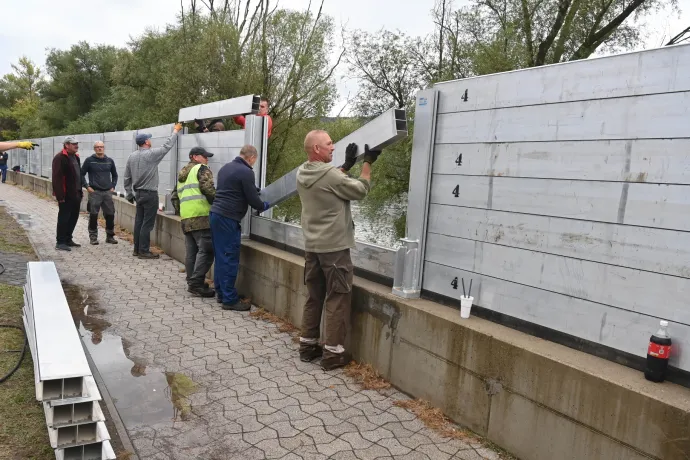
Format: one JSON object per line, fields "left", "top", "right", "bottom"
{"left": 11, "top": 171, "right": 690, "bottom": 460}
{"left": 423, "top": 43, "right": 690, "bottom": 373}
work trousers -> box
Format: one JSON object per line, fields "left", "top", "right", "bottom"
{"left": 0, "top": 164, "right": 6, "bottom": 183}
{"left": 300, "top": 249, "right": 354, "bottom": 349}
{"left": 185, "top": 228, "right": 214, "bottom": 288}
{"left": 209, "top": 212, "right": 242, "bottom": 305}
{"left": 56, "top": 196, "right": 82, "bottom": 245}
{"left": 133, "top": 190, "right": 158, "bottom": 254}
{"left": 88, "top": 190, "right": 115, "bottom": 238}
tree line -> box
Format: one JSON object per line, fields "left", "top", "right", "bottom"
{"left": 0, "top": 0, "right": 679, "bottom": 241}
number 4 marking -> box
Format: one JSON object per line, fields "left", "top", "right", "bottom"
{"left": 455, "top": 154, "right": 462, "bottom": 166}
{"left": 451, "top": 277, "right": 458, "bottom": 289}
{"left": 461, "top": 89, "right": 468, "bottom": 102}
{"left": 452, "top": 185, "right": 459, "bottom": 197}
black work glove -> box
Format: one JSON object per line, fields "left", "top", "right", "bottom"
{"left": 126, "top": 194, "right": 136, "bottom": 204}
{"left": 340, "top": 142, "right": 358, "bottom": 171}
{"left": 362, "top": 144, "right": 382, "bottom": 165}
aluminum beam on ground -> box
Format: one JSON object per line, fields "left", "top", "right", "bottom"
{"left": 25, "top": 262, "right": 91, "bottom": 389}
{"left": 178, "top": 94, "right": 260, "bottom": 122}
{"left": 44, "top": 401, "right": 105, "bottom": 428}
{"left": 260, "top": 108, "right": 408, "bottom": 207}
{"left": 48, "top": 420, "right": 110, "bottom": 449}
{"left": 46, "top": 376, "right": 102, "bottom": 407}
{"left": 55, "top": 440, "right": 116, "bottom": 460}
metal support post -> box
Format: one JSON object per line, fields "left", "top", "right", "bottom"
{"left": 391, "top": 89, "right": 439, "bottom": 299}
{"left": 241, "top": 115, "right": 265, "bottom": 238}
{"left": 392, "top": 238, "right": 420, "bottom": 298}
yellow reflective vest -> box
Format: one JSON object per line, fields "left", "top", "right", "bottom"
{"left": 177, "top": 164, "right": 211, "bottom": 219}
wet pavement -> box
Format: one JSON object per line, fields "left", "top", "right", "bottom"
{"left": 1, "top": 183, "right": 503, "bottom": 460}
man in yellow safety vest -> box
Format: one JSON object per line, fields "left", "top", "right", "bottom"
{"left": 171, "top": 147, "right": 217, "bottom": 298}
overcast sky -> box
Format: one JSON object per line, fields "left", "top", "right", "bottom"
{"left": 1, "top": 0, "right": 688, "bottom": 114}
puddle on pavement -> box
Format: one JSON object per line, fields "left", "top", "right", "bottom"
{"left": 62, "top": 283, "right": 197, "bottom": 427}
{"left": 9, "top": 211, "right": 34, "bottom": 228}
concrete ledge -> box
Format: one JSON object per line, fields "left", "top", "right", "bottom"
{"left": 12, "top": 172, "right": 690, "bottom": 460}
{"left": 237, "top": 240, "right": 690, "bottom": 460}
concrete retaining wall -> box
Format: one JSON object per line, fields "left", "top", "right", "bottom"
{"left": 11, "top": 171, "right": 690, "bottom": 460}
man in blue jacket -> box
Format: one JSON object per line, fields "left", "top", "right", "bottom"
{"left": 210, "top": 145, "right": 269, "bottom": 311}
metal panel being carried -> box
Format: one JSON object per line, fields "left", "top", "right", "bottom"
{"left": 409, "top": 42, "right": 690, "bottom": 373}
{"left": 250, "top": 216, "right": 396, "bottom": 278}
{"left": 260, "top": 108, "right": 408, "bottom": 207}
{"left": 178, "top": 94, "right": 260, "bottom": 122}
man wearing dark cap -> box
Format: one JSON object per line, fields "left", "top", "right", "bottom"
{"left": 124, "top": 123, "right": 182, "bottom": 259}
{"left": 52, "top": 136, "right": 85, "bottom": 251}
{"left": 171, "top": 147, "right": 216, "bottom": 297}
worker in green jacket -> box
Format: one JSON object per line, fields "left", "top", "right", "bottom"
{"left": 171, "top": 147, "right": 217, "bottom": 298}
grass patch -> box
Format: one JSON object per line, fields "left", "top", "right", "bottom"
{"left": 0, "top": 206, "right": 35, "bottom": 254}
{"left": 344, "top": 362, "right": 391, "bottom": 391}
{"left": 0, "top": 284, "right": 53, "bottom": 460}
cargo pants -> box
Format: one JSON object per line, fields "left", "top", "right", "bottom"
{"left": 300, "top": 249, "right": 354, "bottom": 351}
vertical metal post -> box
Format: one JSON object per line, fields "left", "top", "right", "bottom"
{"left": 260, "top": 115, "right": 272, "bottom": 219}
{"left": 241, "top": 115, "right": 265, "bottom": 238}
{"left": 391, "top": 88, "right": 439, "bottom": 299}
{"left": 164, "top": 127, "right": 185, "bottom": 214}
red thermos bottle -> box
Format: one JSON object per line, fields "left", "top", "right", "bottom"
{"left": 644, "top": 320, "right": 672, "bottom": 383}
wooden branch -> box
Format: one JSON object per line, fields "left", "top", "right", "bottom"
{"left": 520, "top": 0, "right": 535, "bottom": 66}
{"left": 569, "top": 0, "right": 644, "bottom": 61}
{"left": 535, "top": 0, "right": 573, "bottom": 66}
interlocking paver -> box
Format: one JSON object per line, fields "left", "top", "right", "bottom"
{"left": 2, "top": 183, "right": 503, "bottom": 460}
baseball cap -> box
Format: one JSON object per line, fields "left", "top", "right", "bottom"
{"left": 63, "top": 136, "right": 79, "bottom": 144}
{"left": 135, "top": 133, "right": 153, "bottom": 146}
{"left": 189, "top": 147, "right": 214, "bottom": 158}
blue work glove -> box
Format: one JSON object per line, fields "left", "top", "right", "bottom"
{"left": 262, "top": 201, "right": 270, "bottom": 212}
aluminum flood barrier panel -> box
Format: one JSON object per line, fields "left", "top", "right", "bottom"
{"left": 260, "top": 108, "right": 408, "bottom": 207}
{"left": 178, "top": 94, "right": 260, "bottom": 122}
{"left": 402, "top": 42, "right": 690, "bottom": 374}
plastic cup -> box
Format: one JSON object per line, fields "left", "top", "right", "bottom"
{"left": 460, "top": 296, "right": 473, "bottom": 319}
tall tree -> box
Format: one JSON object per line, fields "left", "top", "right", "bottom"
{"left": 442, "top": 0, "right": 676, "bottom": 74}
{"left": 346, "top": 30, "right": 427, "bottom": 116}
{"left": 41, "top": 42, "right": 120, "bottom": 131}
{"left": 0, "top": 57, "right": 45, "bottom": 139}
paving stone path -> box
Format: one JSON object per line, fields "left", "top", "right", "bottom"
{"left": 2, "top": 183, "right": 502, "bottom": 460}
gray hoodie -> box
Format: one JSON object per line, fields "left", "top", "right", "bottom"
{"left": 296, "top": 161, "right": 370, "bottom": 253}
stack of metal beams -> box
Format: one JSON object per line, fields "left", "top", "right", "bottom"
{"left": 22, "top": 261, "right": 116, "bottom": 460}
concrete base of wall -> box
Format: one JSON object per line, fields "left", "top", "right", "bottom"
{"left": 11, "top": 172, "right": 690, "bottom": 460}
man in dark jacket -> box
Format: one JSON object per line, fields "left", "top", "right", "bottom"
{"left": 171, "top": 147, "right": 216, "bottom": 298}
{"left": 210, "top": 145, "right": 269, "bottom": 310}
{"left": 81, "top": 141, "right": 118, "bottom": 245}
{"left": 52, "top": 136, "right": 85, "bottom": 251}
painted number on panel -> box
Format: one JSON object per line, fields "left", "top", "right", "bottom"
{"left": 452, "top": 185, "right": 459, "bottom": 197}
{"left": 461, "top": 89, "right": 468, "bottom": 102}
{"left": 455, "top": 154, "right": 462, "bottom": 166}
{"left": 451, "top": 277, "right": 458, "bottom": 290}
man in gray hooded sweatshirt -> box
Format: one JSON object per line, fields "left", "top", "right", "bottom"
{"left": 295, "top": 129, "right": 381, "bottom": 371}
